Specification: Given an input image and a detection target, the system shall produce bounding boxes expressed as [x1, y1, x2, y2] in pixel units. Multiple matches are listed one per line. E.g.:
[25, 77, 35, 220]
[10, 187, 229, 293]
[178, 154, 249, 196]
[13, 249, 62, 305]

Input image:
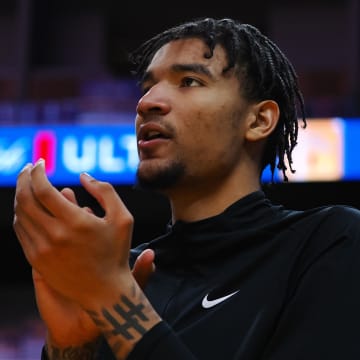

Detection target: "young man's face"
[135, 37, 252, 193]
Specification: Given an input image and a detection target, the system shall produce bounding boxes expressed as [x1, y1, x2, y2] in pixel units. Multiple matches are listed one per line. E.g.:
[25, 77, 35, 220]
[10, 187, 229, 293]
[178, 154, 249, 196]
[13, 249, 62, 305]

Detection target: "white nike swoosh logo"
[201, 290, 239, 309]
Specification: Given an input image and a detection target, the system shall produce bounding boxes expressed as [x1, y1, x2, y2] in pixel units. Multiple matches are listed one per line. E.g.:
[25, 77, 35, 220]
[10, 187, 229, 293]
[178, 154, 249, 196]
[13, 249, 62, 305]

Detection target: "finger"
[13, 206, 62, 268]
[30, 159, 89, 220]
[60, 187, 78, 204]
[15, 171, 57, 231]
[132, 249, 155, 289]
[16, 162, 46, 207]
[79, 172, 132, 222]
[15, 162, 34, 207]
[61, 188, 94, 214]
[17, 162, 33, 178]
[14, 203, 55, 246]
[14, 162, 56, 247]
[13, 217, 37, 265]
[83, 206, 94, 214]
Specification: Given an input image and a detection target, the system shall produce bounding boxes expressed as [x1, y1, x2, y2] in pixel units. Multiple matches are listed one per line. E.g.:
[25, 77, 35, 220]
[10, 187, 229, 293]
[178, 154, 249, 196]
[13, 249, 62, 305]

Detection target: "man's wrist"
[84, 282, 161, 360]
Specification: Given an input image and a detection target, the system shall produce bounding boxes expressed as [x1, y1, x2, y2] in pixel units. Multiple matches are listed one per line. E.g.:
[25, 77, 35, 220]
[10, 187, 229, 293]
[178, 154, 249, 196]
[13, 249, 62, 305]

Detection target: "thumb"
[132, 249, 156, 290]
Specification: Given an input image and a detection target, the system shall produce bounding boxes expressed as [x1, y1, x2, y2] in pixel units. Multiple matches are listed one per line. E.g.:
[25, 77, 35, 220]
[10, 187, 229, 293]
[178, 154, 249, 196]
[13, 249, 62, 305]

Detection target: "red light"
[33, 131, 56, 175]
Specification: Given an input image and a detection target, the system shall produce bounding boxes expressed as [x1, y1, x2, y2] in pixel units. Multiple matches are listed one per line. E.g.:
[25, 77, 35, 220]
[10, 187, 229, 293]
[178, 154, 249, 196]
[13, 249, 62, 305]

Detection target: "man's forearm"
[41, 289, 158, 360]
[85, 283, 161, 360]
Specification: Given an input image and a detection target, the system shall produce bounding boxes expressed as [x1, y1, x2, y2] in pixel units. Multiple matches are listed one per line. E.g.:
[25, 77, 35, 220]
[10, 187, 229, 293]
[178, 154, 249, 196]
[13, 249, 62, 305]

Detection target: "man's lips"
[137, 123, 172, 148]
[138, 137, 169, 151]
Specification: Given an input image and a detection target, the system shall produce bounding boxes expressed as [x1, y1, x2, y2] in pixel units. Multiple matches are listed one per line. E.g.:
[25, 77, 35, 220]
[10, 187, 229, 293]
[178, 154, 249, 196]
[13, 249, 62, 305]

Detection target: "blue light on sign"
[1, 118, 360, 187]
[0, 124, 138, 186]
[344, 118, 360, 181]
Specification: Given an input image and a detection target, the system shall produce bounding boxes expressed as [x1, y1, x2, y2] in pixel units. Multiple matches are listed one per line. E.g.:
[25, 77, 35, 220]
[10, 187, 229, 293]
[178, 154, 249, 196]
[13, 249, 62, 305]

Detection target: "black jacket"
[49, 191, 360, 359]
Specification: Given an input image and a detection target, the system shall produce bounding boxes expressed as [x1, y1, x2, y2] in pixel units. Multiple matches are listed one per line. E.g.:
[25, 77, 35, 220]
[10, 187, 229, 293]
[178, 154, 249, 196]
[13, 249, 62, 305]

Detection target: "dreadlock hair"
[129, 17, 307, 182]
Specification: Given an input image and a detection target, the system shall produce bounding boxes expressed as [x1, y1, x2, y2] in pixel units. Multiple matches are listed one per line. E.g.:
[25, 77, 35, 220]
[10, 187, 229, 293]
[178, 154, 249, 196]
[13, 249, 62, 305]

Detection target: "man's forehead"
[148, 38, 227, 71]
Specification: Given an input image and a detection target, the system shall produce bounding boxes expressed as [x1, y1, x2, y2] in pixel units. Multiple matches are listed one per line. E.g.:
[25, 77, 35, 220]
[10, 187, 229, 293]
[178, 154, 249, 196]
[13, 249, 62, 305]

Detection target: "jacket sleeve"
[262, 207, 360, 360]
[41, 322, 198, 360]
[127, 321, 198, 360]
[95, 321, 198, 359]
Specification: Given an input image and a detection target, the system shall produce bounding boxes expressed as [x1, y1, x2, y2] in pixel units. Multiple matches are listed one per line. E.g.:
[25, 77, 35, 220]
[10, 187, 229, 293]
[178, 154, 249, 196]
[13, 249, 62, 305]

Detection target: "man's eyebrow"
[139, 71, 154, 87]
[139, 63, 215, 87]
[171, 63, 214, 79]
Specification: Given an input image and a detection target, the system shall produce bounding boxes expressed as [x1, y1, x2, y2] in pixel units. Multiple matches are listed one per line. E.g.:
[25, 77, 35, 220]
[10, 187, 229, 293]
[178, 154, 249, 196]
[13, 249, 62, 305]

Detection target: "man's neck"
[167, 180, 261, 223]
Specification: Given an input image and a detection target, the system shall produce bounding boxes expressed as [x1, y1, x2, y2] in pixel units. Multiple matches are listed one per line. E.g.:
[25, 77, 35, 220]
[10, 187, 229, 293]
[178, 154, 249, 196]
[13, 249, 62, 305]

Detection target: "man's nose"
[136, 86, 171, 117]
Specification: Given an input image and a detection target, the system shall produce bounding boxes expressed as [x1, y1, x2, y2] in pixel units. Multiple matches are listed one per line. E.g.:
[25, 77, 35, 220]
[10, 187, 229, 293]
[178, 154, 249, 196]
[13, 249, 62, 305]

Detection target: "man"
[13, 17, 360, 360]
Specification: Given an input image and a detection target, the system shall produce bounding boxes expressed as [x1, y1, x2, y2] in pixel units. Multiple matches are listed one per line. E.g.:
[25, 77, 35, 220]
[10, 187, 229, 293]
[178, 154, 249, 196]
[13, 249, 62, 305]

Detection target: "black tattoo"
[102, 295, 148, 339]
[46, 339, 100, 360]
[84, 288, 154, 359]
[87, 309, 107, 328]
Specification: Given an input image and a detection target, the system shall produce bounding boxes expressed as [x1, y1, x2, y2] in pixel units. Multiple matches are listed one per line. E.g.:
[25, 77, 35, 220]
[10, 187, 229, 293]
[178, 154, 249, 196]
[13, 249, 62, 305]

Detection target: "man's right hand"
[31, 186, 156, 355]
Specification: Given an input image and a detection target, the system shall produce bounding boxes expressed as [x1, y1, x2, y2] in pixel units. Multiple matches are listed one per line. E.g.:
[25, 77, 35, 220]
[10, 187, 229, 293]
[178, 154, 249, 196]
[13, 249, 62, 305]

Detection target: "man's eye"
[181, 77, 202, 87]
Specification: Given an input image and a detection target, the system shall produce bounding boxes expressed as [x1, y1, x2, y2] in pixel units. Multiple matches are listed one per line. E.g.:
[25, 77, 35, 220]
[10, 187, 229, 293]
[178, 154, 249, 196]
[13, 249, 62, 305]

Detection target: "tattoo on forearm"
[89, 295, 149, 339]
[46, 339, 100, 360]
[104, 295, 148, 338]
[86, 286, 155, 359]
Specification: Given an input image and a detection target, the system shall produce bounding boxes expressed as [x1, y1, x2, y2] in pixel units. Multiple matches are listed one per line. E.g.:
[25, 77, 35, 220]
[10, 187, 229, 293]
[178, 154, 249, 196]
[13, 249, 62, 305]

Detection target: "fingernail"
[20, 163, 32, 173]
[81, 172, 94, 179]
[35, 158, 45, 167]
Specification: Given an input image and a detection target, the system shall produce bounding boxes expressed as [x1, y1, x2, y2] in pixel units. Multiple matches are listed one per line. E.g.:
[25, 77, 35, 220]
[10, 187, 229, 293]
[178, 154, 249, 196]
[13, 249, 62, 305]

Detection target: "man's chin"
[134, 164, 185, 191]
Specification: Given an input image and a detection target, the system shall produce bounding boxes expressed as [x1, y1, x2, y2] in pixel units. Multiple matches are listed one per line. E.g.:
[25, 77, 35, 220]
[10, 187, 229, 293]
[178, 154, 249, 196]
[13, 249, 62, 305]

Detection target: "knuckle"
[98, 180, 114, 193]
[73, 219, 90, 235]
[28, 245, 52, 269]
[36, 243, 52, 258]
[15, 187, 28, 204]
[111, 209, 133, 229]
[50, 226, 67, 244]
[33, 183, 51, 201]
[123, 212, 134, 225]
[117, 212, 134, 231]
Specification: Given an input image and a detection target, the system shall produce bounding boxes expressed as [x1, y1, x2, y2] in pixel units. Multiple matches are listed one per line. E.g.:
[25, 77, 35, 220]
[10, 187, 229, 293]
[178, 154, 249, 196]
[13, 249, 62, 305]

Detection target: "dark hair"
[130, 17, 306, 181]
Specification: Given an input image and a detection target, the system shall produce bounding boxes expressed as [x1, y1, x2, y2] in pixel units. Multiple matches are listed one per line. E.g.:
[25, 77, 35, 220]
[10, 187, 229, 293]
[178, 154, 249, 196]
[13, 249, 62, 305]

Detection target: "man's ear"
[245, 100, 280, 142]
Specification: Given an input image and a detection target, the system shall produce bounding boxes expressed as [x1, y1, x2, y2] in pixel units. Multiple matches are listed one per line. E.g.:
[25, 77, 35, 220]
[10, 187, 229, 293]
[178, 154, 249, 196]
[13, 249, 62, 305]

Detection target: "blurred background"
[1, 0, 360, 358]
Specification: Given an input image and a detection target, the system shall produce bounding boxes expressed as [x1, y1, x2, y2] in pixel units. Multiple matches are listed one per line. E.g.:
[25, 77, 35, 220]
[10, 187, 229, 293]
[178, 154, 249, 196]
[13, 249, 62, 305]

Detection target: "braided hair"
[130, 17, 307, 182]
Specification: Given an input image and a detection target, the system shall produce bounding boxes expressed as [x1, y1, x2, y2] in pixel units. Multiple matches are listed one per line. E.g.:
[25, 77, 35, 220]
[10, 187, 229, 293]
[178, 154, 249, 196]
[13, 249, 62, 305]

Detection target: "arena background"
[0, 0, 359, 358]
